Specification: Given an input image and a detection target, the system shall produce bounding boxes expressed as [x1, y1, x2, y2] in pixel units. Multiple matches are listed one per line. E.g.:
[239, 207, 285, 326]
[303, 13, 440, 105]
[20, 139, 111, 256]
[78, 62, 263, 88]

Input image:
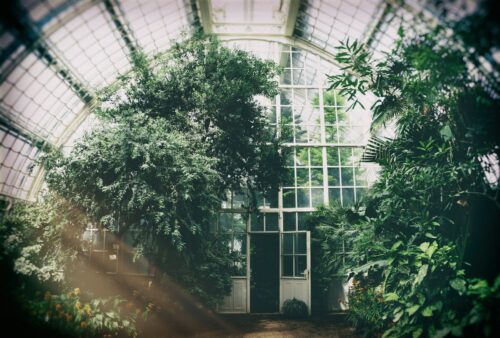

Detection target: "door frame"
[279, 230, 311, 315]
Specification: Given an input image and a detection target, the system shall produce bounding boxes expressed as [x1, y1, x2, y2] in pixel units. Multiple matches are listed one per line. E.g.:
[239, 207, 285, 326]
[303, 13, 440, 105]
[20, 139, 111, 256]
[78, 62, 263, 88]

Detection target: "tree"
[42, 34, 286, 307]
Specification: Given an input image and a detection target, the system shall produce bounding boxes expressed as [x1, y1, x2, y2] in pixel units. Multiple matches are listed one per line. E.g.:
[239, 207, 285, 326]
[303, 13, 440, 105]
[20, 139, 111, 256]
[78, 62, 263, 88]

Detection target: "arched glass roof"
[0, 0, 476, 201]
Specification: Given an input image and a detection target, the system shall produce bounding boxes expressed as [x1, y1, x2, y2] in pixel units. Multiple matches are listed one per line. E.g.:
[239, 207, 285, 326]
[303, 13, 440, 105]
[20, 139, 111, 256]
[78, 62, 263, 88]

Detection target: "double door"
[219, 230, 310, 314]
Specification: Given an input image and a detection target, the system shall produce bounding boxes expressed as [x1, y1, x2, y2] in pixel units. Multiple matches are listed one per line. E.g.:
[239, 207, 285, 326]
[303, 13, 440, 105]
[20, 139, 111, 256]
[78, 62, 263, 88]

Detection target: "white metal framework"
[213, 41, 377, 313]
[0, 0, 459, 202]
[0, 0, 480, 314]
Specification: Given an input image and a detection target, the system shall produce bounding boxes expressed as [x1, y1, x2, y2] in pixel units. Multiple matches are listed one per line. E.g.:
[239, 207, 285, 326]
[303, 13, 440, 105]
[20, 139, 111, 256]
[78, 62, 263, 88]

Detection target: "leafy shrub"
[40, 34, 285, 308]
[28, 287, 140, 337]
[312, 3, 500, 337]
[0, 194, 88, 283]
[282, 298, 308, 318]
[347, 278, 388, 337]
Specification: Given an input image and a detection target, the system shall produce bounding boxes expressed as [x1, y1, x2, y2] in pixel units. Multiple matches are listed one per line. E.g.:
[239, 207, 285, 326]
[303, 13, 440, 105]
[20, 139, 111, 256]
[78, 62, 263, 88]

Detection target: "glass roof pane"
[47, 3, 131, 88]
[120, 0, 196, 56]
[21, 0, 81, 32]
[0, 27, 26, 76]
[210, 0, 290, 35]
[295, 0, 384, 54]
[0, 52, 85, 142]
[370, 5, 430, 61]
[0, 127, 40, 200]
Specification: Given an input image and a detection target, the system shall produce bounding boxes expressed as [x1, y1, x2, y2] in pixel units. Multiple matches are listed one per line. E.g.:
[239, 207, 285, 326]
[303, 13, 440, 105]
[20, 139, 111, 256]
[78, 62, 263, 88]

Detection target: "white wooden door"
[279, 231, 311, 315]
[219, 277, 248, 313]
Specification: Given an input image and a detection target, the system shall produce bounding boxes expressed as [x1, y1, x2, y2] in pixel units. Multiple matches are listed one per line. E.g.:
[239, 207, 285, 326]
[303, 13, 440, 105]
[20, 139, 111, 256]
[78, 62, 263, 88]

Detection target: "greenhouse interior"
[0, 0, 499, 337]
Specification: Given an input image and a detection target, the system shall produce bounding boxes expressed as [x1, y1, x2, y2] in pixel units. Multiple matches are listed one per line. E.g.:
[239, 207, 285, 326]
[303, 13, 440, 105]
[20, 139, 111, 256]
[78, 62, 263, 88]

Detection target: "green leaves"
[419, 241, 438, 259]
[37, 35, 287, 308]
[450, 278, 467, 295]
[321, 5, 500, 337]
[413, 264, 429, 289]
[328, 39, 372, 111]
[384, 292, 399, 301]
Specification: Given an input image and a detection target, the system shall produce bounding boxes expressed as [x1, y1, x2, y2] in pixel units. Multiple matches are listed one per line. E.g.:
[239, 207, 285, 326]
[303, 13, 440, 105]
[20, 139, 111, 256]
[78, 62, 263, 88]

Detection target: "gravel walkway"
[183, 313, 359, 338]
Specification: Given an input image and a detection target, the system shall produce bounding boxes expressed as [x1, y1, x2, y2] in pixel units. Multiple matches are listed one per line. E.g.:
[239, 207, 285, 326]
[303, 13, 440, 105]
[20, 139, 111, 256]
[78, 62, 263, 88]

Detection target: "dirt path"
[184, 314, 359, 338]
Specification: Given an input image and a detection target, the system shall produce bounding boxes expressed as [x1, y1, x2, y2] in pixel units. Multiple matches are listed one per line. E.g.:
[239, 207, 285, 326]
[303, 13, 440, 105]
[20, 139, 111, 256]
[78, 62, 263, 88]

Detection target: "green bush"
[28, 288, 140, 337]
[282, 298, 308, 318]
[315, 2, 500, 336]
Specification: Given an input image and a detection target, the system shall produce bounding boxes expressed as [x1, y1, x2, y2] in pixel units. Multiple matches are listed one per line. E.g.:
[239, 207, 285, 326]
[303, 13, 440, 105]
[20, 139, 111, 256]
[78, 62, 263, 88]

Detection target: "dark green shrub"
[282, 298, 308, 318]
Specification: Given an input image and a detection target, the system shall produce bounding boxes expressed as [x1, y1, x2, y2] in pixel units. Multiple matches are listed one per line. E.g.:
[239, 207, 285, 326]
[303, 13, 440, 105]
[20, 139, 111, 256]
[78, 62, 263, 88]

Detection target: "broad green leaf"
[391, 240, 403, 250]
[422, 306, 434, 317]
[413, 327, 424, 338]
[419, 242, 430, 253]
[414, 264, 429, 287]
[407, 304, 420, 316]
[393, 309, 404, 322]
[450, 278, 466, 295]
[439, 125, 453, 141]
[384, 292, 399, 301]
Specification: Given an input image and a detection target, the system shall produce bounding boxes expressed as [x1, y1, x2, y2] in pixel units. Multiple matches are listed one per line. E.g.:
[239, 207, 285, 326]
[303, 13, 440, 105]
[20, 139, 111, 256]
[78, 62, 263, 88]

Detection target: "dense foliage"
[97, 33, 284, 193]
[0, 194, 86, 283]
[0, 195, 141, 337]
[1, 34, 285, 337]
[41, 34, 284, 307]
[28, 288, 140, 337]
[310, 7, 500, 338]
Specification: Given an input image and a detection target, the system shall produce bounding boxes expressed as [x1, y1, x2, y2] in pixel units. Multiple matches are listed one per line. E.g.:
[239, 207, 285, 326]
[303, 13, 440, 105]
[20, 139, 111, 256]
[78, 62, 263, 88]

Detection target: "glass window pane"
[283, 233, 294, 254]
[295, 256, 307, 277]
[329, 188, 341, 204]
[294, 88, 306, 104]
[286, 149, 295, 166]
[308, 89, 319, 105]
[327, 148, 339, 165]
[356, 187, 366, 201]
[297, 213, 309, 230]
[281, 89, 292, 105]
[267, 106, 277, 124]
[251, 213, 264, 231]
[340, 148, 353, 165]
[284, 168, 295, 187]
[233, 233, 247, 276]
[281, 106, 293, 124]
[337, 107, 348, 123]
[219, 213, 232, 231]
[266, 213, 279, 231]
[325, 125, 337, 143]
[342, 188, 355, 206]
[265, 189, 279, 208]
[283, 188, 296, 208]
[233, 193, 247, 208]
[341, 168, 354, 186]
[283, 256, 294, 276]
[282, 68, 292, 84]
[310, 168, 323, 186]
[309, 148, 323, 166]
[295, 125, 307, 143]
[328, 168, 340, 186]
[296, 233, 307, 254]
[284, 212, 296, 231]
[355, 167, 368, 186]
[325, 104, 336, 118]
[296, 168, 309, 186]
[233, 213, 247, 232]
[295, 148, 309, 166]
[308, 125, 321, 143]
[311, 188, 324, 207]
[297, 188, 310, 208]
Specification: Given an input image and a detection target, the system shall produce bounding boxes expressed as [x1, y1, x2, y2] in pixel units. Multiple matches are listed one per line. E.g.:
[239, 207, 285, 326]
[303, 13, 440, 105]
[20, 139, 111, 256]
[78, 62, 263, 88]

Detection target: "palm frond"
[361, 135, 394, 164]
